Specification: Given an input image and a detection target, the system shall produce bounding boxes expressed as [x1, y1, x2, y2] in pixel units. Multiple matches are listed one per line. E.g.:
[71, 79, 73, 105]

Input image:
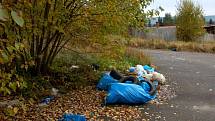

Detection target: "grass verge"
[129, 38, 215, 53]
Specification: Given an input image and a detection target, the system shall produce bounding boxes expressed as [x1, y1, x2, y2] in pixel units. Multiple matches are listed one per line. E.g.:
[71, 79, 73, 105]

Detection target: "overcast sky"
[148, 0, 215, 17]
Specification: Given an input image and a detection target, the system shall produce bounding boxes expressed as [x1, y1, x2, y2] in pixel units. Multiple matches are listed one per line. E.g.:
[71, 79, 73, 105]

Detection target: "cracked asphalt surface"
[144, 49, 215, 121]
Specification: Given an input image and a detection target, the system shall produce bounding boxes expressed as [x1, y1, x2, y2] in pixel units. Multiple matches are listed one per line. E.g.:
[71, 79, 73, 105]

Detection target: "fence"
[130, 26, 215, 41]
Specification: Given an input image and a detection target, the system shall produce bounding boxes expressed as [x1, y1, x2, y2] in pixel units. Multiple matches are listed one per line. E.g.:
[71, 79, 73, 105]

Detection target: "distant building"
[147, 15, 215, 27]
[148, 17, 161, 27]
[204, 15, 215, 23]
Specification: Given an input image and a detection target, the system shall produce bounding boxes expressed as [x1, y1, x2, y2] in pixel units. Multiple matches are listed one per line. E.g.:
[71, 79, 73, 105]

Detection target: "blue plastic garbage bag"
[139, 82, 151, 92]
[96, 73, 119, 90]
[143, 65, 155, 73]
[140, 81, 158, 93]
[124, 81, 133, 84]
[105, 83, 156, 104]
[137, 76, 145, 82]
[58, 114, 86, 121]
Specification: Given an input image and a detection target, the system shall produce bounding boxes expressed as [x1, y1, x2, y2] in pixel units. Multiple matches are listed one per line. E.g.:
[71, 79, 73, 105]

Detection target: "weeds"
[129, 38, 215, 53]
[49, 35, 151, 90]
[125, 47, 151, 66]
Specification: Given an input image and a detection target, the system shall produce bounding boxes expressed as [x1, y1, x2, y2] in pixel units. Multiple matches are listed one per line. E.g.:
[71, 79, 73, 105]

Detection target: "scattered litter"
[145, 112, 149, 115]
[171, 48, 177, 51]
[196, 72, 200, 74]
[193, 105, 198, 109]
[90, 63, 100, 71]
[170, 105, 174, 108]
[176, 58, 185, 61]
[196, 83, 200, 86]
[58, 114, 86, 121]
[169, 67, 174, 70]
[173, 112, 177, 115]
[39, 96, 54, 107]
[70, 65, 79, 69]
[51, 88, 59, 96]
[209, 89, 213, 92]
[155, 115, 161, 119]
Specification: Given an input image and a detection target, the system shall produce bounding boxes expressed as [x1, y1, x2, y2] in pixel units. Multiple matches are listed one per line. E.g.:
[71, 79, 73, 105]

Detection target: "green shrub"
[0, 43, 28, 95]
[0, 0, 155, 96]
[176, 0, 205, 41]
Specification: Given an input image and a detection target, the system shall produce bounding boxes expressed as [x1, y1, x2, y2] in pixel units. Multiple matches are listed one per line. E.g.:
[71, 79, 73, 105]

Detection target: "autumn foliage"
[0, 0, 154, 95]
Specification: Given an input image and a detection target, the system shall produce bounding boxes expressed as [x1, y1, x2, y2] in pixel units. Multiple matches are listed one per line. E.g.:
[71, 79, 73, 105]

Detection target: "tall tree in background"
[209, 19, 214, 25]
[158, 17, 163, 26]
[176, 0, 205, 41]
[163, 13, 174, 26]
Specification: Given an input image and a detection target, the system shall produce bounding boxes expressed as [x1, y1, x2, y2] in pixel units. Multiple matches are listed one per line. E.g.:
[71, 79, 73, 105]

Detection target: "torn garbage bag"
[105, 81, 158, 104]
[96, 73, 118, 90]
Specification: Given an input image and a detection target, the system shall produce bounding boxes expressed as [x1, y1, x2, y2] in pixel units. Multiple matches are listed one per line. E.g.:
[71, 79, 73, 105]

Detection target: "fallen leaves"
[0, 86, 141, 120]
[156, 84, 176, 105]
[0, 84, 175, 120]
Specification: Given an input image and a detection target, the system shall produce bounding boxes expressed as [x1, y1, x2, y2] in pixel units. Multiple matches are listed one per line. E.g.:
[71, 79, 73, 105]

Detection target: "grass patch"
[125, 47, 151, 66]
[129, 38, 215, 53]
[50, 47, 151, 87]
[50, 35, 151, 89]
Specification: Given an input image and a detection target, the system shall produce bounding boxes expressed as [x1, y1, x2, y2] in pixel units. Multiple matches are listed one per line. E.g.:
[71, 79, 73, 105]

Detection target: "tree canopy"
[0, 0, 156, 95]
[176, 0, 205, 41]
[163, 13, 174, 26]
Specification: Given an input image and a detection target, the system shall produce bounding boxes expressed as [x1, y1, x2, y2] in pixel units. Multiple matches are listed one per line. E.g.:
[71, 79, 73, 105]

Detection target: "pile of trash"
[97, 65, 166, 104]
[37, 65, 166, 120]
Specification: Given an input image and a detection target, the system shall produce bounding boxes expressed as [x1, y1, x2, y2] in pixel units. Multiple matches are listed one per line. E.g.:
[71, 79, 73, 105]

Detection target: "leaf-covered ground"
[0, 85, 175, 121]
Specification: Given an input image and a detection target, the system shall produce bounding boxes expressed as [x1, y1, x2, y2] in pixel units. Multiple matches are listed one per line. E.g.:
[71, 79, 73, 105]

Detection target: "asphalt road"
[143, 49, 215, 121]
